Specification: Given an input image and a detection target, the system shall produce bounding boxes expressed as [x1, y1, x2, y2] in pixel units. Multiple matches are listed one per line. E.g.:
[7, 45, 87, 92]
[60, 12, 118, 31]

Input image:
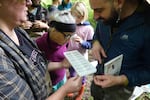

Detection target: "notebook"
[64, 50, 97, 76]
[104, 54, 123, 75]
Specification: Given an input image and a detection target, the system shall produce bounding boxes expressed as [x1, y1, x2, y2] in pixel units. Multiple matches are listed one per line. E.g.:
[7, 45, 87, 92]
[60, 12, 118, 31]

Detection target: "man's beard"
[100, 8, 119, 26]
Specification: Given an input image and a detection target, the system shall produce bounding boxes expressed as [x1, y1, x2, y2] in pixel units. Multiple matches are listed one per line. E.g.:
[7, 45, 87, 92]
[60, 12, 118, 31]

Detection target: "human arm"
[73, 25, 94, 49]
[32, 20, 49, 29]
[123, 31, 150, 86]
[72, 35, 92, 49]
[46, 76, 82, 100]
[93, 24, 150, 87]
[91, 40, 107, 64]
[21, 20, 33, 29]
[80, 25, 94, 49]
[47, 58, 71, 71]
[90, 21, 107, 64]
[92, 32, 150, 87]
[93, 74, 128, 88]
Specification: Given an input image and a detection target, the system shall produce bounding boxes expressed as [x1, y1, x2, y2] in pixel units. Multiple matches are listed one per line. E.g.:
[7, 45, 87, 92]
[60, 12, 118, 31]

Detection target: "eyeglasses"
[60, 32, 72, 40]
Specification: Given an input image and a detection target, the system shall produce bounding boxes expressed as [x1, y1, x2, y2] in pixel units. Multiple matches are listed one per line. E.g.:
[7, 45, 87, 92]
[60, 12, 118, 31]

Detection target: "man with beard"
[89, 0, 150, 100]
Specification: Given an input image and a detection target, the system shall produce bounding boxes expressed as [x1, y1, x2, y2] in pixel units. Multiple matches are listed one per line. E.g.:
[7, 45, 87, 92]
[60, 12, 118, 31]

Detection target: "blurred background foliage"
[41, 0, 96, 28]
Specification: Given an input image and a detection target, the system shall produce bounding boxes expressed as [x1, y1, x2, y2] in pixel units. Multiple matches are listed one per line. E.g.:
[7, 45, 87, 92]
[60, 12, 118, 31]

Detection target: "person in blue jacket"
[89, 0, 150, 100]
[58, 0, 72, 10]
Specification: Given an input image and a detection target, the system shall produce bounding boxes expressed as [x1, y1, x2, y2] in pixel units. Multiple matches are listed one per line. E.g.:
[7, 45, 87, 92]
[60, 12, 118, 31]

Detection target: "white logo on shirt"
[121, 34, 128, 40]
[30, 50, 38, 63]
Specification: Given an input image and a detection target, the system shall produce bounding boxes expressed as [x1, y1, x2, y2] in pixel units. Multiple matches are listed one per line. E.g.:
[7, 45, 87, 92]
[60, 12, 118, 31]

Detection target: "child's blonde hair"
[71, 2, 88, 22]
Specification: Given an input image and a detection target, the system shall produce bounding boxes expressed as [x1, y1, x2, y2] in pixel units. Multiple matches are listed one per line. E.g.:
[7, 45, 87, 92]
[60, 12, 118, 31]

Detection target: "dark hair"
[49, 21, 76, 32]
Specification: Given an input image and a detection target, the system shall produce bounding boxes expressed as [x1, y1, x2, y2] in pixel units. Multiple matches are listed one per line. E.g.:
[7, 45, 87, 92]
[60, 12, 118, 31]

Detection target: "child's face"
[71, 10, 84, 24]
[49, 28, 73, 45]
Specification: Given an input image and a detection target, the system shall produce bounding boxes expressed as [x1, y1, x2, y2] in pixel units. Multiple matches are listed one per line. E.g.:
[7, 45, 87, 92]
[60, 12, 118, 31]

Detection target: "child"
[58, 0, 72, 10]
[48, 0, 62, 12]
[67, 2, 94, 100]
[36, 10, 76, 92]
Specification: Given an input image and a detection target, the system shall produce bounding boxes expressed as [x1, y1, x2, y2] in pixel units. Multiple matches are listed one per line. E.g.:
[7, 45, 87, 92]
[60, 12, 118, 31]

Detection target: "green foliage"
[41, 0, 52, 9]
[41, 0, 96, 28]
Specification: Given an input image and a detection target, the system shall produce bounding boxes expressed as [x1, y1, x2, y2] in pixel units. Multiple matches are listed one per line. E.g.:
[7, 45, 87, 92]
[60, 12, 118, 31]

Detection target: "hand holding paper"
[104, 54, 123, 75]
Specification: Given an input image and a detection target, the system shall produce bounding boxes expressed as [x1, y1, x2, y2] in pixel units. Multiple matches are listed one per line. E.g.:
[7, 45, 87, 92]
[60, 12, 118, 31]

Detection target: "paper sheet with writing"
[64, 50, 97, 76]
[104, 54, 123, 75]
[129, 85, 150, 100]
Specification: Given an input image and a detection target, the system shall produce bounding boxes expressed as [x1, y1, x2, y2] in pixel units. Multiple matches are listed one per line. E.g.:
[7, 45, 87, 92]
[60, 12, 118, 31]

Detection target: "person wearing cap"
[36, 10, 76, 93]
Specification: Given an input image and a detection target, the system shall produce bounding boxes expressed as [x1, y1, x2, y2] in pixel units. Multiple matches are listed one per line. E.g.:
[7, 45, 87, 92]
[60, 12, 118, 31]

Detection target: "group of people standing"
[0, 0, 150, 100]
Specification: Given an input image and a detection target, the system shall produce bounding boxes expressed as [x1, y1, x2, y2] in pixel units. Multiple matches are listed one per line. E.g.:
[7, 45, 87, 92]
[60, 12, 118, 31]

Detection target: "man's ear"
[118, 0, 125, 8]
[113, 0, 125, 9]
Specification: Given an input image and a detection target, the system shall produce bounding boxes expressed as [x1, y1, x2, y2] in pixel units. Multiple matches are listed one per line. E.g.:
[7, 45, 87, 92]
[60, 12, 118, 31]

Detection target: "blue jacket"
[58, 0, 72, 10]
[94, 11, 150, 86]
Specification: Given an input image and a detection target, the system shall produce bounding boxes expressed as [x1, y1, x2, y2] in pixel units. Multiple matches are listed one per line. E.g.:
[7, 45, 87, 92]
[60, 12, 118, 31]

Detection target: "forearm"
[46, 85, 67, 100]
[47, 62, 62, 71]
[117, 75, 129, 86]
[92, 39, 100, 45]
[47, 59, 70, 71]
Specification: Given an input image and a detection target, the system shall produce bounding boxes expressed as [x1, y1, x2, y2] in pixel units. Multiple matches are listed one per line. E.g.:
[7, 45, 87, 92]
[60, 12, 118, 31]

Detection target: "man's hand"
[91, 40, 107, 63]
[93, 74, 128, 88]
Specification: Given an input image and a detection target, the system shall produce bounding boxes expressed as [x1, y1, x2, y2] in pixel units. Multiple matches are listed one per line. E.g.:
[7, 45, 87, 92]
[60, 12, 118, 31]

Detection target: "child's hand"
[63, 76, 82, 93]
[72, 34, 83, 44]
